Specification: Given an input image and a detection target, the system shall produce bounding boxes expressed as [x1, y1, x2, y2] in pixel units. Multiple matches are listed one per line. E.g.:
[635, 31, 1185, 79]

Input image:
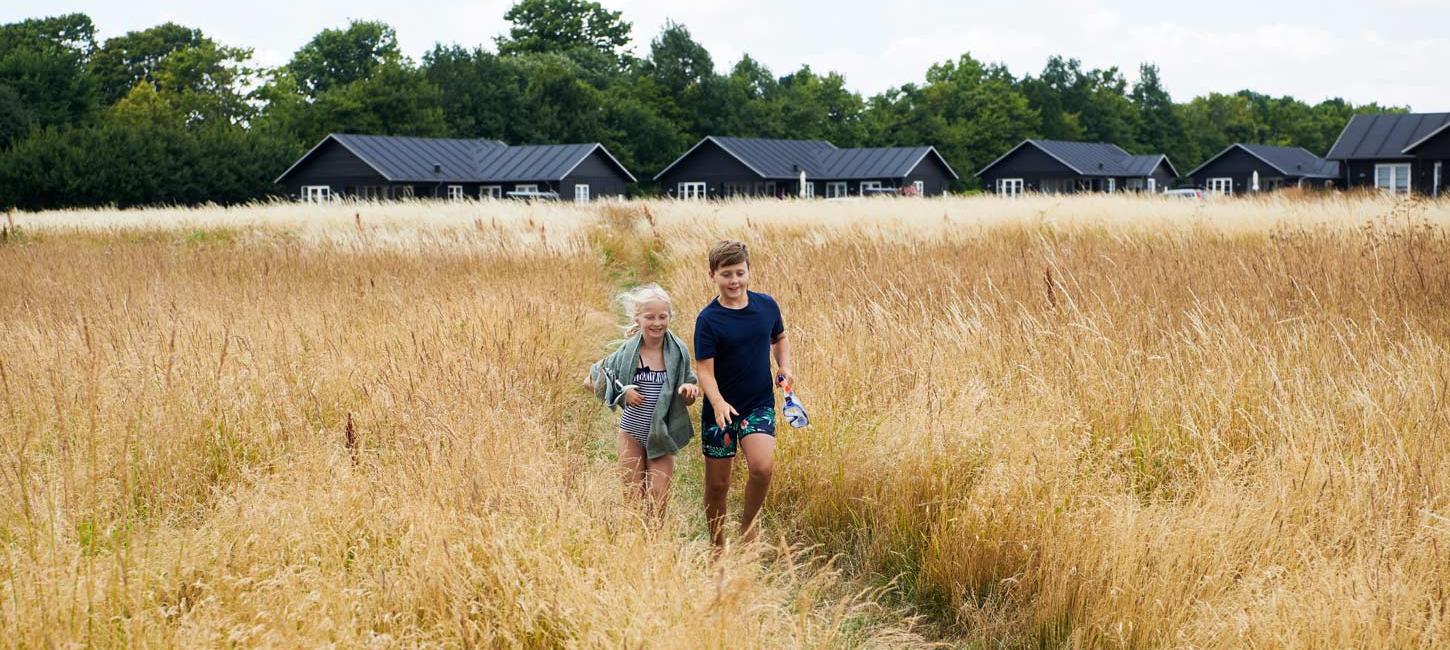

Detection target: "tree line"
[0, 1, 1405, 209]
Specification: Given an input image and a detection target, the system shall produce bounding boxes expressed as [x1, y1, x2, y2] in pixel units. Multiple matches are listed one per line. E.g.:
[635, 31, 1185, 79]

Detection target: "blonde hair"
[616, 283, 673, 337]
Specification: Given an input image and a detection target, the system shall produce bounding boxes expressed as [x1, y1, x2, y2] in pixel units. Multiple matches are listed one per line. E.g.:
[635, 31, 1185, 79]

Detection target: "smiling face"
[710, 261, 749, 302]
[634, 299, 671, 342]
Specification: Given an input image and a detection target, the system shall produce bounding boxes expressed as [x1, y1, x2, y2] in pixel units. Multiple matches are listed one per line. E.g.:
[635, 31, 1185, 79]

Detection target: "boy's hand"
[711, 398, 738, 429]
[583, 376, 594, 391]
[776, 367, 796, 390]
[677, 383, 701, 405]
[624, 387, 645, 407]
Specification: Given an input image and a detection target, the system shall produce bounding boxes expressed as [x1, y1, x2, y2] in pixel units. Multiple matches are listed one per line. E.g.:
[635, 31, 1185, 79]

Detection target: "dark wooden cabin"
[1326, 112, 1450, 196]
[275, 134, 636, 202]
[653, 136, 959, 199]
[1186, 143, 1340, 195]
[976, 139, 1177, 195]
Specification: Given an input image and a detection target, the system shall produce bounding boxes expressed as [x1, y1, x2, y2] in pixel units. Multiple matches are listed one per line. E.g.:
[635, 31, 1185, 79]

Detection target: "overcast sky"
[8, 0, 1448, 109]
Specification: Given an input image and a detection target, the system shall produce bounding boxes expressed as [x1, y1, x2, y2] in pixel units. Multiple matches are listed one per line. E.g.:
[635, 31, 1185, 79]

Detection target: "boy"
[694, 240, 795, 549]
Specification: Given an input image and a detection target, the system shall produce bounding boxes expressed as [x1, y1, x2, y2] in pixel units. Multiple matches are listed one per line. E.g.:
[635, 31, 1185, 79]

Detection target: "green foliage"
[0, 6, 1411, 208]
[497, 0, 633, 68]
[286, 20, 400, 98]
[89, 22, 209, 105]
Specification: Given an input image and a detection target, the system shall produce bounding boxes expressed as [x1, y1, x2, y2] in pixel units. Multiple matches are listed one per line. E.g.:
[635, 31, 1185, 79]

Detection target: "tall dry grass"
[2, 193, 1448, 647]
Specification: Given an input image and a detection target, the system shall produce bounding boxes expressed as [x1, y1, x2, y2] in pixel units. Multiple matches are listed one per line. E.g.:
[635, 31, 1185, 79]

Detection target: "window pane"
[1376, 166, 1392, 189]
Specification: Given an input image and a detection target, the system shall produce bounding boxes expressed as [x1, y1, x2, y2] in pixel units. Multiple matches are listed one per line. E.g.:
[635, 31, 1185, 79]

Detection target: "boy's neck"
[717, 291, 749, 309]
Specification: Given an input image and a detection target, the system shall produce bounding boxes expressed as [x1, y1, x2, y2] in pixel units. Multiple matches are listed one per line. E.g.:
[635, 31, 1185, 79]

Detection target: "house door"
[678, 182, 706, 200]
[302, 185, 331, 203]
[574, 184, 590, 203]
[996, 178, 1023, 197]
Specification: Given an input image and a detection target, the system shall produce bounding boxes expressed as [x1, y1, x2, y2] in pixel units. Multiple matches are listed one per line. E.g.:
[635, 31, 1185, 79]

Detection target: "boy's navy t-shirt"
[695, 291, 784, 426]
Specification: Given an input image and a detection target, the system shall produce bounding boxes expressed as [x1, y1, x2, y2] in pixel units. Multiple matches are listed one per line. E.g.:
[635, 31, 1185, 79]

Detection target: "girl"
[585, 284, 701, 514]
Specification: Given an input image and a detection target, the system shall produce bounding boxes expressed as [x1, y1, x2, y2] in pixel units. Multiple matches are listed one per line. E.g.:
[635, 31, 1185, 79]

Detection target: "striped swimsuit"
[620, 366, 667, 447]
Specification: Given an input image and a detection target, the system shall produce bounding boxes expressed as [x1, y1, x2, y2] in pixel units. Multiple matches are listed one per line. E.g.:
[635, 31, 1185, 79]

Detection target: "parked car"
[1163, 188, 1206, 201]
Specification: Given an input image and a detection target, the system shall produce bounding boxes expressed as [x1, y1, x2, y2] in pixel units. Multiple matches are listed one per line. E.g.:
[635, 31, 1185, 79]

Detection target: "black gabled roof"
[707, 137, 837, 177]
[818, 146, 959, 179]
[1326, 112, 1450, 160]
[476, 143, 636, 183]
[976, 139, 1177, 178]
[275, 134, 634, 184]
[1186, 143, 1339, 179]
[653, 136, 959, 181]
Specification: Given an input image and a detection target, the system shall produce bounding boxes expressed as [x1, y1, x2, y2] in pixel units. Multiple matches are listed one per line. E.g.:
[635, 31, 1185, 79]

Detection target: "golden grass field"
[1, 194, 1448, 647]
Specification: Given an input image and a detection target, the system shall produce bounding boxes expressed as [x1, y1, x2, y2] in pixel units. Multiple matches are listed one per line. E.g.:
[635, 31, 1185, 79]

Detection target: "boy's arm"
[772, 331, 794, 386]
[696, 358, 737, 427]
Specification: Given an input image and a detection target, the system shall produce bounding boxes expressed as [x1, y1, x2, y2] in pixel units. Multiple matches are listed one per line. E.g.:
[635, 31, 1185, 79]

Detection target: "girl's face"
[636, 300, 671, 341]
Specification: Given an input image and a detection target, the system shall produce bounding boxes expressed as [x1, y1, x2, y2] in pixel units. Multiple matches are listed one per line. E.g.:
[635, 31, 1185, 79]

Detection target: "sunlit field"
[2, 193, 1448, 647]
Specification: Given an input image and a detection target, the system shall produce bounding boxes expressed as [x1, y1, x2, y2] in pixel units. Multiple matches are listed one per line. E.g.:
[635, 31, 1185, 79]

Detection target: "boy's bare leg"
[738, 434, 776, 545]
[644, 453, 675, 518]
[704, 457, 734, 549]
[617, 429, 647, 499]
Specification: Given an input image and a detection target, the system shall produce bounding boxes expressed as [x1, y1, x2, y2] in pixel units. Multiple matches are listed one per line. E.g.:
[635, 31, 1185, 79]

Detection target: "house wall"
[656, 140, 764, 198]
[978, 144, 1081, 193]
[1409, 129, 1450, 197]
[560, 149, 630, 200]
[1148, 160, 1178, 191]
[1190, 147, 1298, 193]
[902, 153, 956, 196]
[279, 139, 389, 198]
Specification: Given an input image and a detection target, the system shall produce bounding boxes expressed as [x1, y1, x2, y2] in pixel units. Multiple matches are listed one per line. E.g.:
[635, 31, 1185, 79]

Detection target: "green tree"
[422, 44, 531, 141]
[0, 14, 98, 131]
[1131, 63, 1185, 167]
[89, 23, 207, 105]
[497, 0, 633, 68]
[286, 21, 400, 98]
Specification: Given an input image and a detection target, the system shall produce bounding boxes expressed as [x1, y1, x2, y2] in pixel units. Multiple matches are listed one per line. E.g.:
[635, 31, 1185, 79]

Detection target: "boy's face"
[710, 261, 749, 300]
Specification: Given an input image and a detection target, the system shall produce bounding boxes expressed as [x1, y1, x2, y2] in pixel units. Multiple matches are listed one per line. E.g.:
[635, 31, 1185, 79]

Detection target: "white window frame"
[1433, 162, 1441, 198]
[301, 185, 331, 203]
[1147, 178, 1156, 192]
[825, 181, 847, 198]
[912, 180, 925, 195]
[447, 185, 464, 200]
[677, 181, 706, 200]
[515, 184, 539, 194]
[996, 178, 1024, 197]
[802, 182, 814, 198]
[481, 185, 502, 199]
[1106, 178, 1116, 193]
[574, 184, 590, 203]
[1208, 177, 1233, 196]
[860, 181, 883, 195]
[1375, 164, 1411, 195]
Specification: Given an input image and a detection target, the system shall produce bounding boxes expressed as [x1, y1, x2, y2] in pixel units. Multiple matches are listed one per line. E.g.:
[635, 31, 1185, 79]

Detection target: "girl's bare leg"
[617, 429, 647, 499]
[644, 453, 675, 518]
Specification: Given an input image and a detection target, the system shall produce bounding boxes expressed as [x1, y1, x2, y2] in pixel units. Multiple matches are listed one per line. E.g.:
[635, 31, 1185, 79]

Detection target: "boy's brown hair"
[708, 240, 749, 272]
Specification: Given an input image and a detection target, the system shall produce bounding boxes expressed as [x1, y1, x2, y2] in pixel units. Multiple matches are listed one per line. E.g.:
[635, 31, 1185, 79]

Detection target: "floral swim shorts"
[701, 406, 776, 459]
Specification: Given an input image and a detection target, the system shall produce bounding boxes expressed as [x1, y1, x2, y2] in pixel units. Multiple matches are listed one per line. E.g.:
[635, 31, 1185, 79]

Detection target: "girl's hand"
[624, 387, 645, 407]
[677, 383, 701, 405]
